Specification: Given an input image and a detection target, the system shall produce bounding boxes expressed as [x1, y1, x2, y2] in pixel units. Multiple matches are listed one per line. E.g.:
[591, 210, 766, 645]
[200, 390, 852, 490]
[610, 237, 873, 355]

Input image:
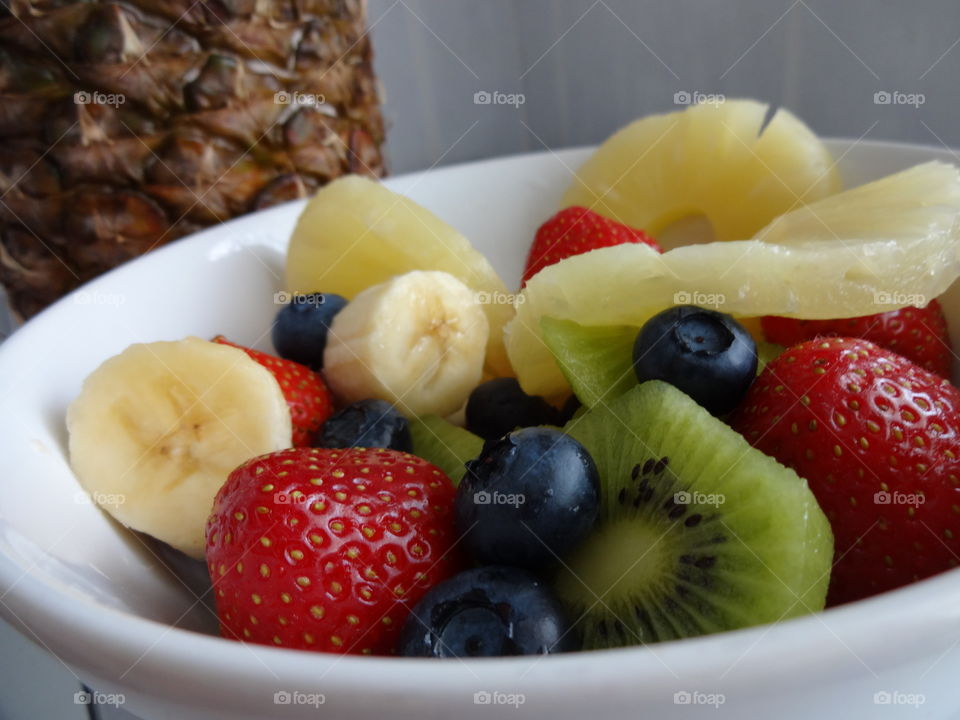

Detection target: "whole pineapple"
[0, 0, 385, 319]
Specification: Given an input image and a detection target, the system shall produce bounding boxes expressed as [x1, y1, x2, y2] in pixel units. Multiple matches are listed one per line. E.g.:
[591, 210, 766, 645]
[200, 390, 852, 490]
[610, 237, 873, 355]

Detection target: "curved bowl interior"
[2, 139, 960, 719]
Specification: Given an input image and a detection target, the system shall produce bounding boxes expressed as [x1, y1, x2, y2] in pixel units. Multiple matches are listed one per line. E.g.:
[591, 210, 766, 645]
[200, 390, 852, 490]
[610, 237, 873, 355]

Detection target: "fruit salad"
[66, 99, 960, 658]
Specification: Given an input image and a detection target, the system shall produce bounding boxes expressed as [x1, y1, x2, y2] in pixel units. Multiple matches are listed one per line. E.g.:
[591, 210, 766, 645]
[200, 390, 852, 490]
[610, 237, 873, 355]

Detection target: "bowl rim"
[2, 135, 960, 701]
[4, 534, 960, 693]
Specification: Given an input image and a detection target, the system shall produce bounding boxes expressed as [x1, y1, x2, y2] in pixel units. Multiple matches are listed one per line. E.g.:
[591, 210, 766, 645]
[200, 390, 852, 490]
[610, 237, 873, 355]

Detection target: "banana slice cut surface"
[323, 270, 490, 418]
[67, 337, 292, 559]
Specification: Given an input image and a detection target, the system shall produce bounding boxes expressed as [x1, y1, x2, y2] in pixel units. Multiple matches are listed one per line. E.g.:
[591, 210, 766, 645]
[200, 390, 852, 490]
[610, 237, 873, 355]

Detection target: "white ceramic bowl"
[2, 140, 960, 720]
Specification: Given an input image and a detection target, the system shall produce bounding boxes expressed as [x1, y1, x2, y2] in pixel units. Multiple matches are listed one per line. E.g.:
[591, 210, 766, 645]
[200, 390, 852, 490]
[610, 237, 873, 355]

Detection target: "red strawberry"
[522, 206, 662, 286]
[214, 336, 333, 446]
[761, 301, 952, 377]
[206, 447, 462, 654]
[730, 337, 960, 605]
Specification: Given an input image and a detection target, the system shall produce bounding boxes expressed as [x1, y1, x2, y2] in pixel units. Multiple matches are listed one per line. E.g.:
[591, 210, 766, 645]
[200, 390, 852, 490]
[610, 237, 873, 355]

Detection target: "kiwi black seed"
[554, 380, 833, 650]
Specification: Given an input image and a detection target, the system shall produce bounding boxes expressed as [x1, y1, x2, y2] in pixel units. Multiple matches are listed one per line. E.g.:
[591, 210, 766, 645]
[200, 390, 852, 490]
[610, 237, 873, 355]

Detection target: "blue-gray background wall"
[369, 0, 960, 173]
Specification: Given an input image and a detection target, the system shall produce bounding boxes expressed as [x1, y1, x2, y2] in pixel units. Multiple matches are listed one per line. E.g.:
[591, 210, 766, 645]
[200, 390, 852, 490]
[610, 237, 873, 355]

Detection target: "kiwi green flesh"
[542, 318, 782, 411]
[756, 341, 785, 374]
[541, 317, 638, 407]
[557, 381, 833, 650]
[409, 415, 483, 486]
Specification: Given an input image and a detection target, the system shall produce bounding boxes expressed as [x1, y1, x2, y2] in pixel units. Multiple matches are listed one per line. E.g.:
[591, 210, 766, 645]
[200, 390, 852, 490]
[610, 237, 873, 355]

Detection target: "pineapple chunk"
[510, 161, 960, 398]
[286, 176, 513, 376]
[561, 99, 841, 242]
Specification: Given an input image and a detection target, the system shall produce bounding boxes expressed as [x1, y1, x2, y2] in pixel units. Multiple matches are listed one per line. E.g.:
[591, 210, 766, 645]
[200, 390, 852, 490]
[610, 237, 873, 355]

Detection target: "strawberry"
[206, 447, 462, 654]
[213, 336, 333, 446]
[761, 301, 952, 377]
[522, 206, 661, 286]
[730, 337, 960, 605]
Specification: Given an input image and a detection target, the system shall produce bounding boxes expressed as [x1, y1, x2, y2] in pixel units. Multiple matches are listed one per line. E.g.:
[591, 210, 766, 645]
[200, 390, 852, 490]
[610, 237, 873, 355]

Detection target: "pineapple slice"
[561, 100, 841, 243]
[509, 161, 960, 398]
[286, 176, 513, 376]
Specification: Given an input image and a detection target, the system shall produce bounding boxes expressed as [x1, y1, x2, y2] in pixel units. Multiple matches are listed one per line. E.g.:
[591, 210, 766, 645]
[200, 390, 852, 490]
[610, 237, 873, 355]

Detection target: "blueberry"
[272, 292, 348, 369]
[632, 305, 757, 416]
[455, 427, 600, 569]
[465, 378, 561, 440]
[398, 566, 576, 657]
[314, 399, 412, 452]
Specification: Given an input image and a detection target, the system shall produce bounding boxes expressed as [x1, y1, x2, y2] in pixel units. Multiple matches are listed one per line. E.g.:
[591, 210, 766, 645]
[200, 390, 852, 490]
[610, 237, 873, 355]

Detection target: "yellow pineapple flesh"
[561, 99, 841, 243]
[510, 161, 960, 398]
[286, 176, 513, 377]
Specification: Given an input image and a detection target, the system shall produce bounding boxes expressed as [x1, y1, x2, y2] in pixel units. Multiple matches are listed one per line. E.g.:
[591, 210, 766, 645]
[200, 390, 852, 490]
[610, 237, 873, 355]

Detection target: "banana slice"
[323, 270, 489, 418]
[67, 337, 292, 559]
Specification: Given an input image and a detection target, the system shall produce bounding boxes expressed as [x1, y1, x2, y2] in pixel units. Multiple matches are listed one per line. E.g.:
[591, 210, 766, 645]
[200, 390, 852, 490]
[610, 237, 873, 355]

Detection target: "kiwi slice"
[756, 340, 785, 374]
[409, 415, 483, 485]
[543, 317, 782, 411]
[556, 380, 832, 650]
[541, 317, 638, 407]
